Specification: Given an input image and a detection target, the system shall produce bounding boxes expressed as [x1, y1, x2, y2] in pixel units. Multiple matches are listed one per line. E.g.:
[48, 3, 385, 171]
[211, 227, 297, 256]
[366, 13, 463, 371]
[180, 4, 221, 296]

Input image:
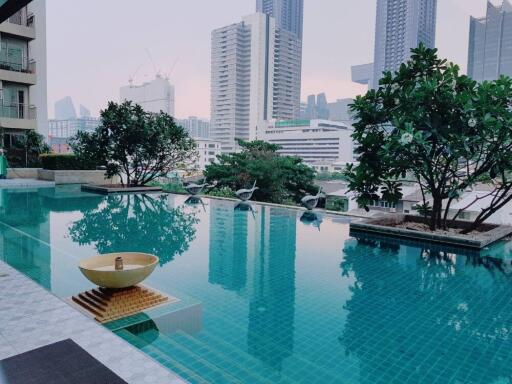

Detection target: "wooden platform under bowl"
[68, 285, 179, 324]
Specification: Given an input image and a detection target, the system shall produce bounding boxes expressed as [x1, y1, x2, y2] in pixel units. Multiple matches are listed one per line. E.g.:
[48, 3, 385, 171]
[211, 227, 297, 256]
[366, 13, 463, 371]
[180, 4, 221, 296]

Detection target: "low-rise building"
[195, 138, 221, 171]
[261, 119, 355, 165]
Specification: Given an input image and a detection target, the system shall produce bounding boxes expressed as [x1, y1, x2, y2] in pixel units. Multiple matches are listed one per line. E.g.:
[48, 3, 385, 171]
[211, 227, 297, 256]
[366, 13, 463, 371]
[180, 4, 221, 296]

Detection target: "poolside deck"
[0, 260, 186, 384]
[0, 178, 55, 189]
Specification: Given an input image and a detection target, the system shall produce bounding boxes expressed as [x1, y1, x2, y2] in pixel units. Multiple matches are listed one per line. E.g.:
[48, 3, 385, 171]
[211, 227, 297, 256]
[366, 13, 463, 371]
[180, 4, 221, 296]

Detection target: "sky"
[46, 0, 489, 119]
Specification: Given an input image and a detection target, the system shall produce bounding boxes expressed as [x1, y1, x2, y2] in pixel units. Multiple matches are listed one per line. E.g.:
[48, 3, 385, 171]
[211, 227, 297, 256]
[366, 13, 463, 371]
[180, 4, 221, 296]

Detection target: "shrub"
[207, 186, 237, 199]
[40, 154, 96, 170]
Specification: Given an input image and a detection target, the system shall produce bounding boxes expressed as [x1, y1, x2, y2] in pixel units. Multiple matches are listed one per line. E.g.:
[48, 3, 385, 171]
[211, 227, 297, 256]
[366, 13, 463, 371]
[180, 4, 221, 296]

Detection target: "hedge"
[40, 154, 97, 170]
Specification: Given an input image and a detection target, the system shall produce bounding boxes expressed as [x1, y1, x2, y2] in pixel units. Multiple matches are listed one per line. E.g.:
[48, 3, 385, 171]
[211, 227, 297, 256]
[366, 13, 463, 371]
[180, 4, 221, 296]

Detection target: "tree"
[70, 101, 197, 187]
[69, 194, 198, 266]
[345, 44, 512, 232]
[204, 140, 317, 204]
[14, 130, 50, 167]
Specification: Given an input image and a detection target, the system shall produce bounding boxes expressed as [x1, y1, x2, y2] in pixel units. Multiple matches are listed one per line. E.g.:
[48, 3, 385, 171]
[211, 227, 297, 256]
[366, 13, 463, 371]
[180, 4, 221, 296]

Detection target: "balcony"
[0, 9, 35, 40]
[0, 58, 36, 84]
[0, 102, 37, 129]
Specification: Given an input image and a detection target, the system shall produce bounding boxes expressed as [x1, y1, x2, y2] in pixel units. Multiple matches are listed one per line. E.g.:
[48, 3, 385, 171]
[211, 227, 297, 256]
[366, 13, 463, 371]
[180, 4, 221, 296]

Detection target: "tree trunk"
[430, 196, 443, 231]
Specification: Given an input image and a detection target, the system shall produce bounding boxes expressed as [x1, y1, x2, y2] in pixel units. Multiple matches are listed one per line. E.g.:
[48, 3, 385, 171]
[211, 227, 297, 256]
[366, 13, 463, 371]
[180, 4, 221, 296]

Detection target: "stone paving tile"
[0, 334, 17, 360]
[0, 261, 187, 384]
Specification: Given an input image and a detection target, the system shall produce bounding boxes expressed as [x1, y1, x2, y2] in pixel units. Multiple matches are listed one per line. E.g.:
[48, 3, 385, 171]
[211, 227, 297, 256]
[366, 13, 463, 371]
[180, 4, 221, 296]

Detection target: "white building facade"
[0, 0, 48, 149]
[372, 0, 437, 88]
[211, 9, 303, 153]
[120, 74, 175, 116]
[261, 119, 354, 165]
[195, 138, 221, 171]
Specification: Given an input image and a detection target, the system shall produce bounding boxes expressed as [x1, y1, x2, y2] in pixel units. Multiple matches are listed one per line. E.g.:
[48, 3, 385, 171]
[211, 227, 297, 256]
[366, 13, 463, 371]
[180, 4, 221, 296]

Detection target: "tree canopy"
[345, 44, 512, 232]
[70, 101, 197, 186]
[204, 140, 317, 204]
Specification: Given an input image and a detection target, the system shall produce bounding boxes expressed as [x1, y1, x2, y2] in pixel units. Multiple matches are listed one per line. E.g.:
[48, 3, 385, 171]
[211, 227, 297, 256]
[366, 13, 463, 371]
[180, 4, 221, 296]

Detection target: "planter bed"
[38, 169, 119, 185]
[350, 214, 512, 249]
[81, 184, 163, 195]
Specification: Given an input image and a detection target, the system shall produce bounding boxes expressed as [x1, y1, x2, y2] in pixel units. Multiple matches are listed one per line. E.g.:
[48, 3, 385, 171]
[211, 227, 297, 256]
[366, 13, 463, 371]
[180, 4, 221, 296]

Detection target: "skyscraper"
[371, 0, 437, 88]
[256, 0, 303, 39]
[210, 13, 274, 152]
[257, 0, 303, 121]
[468, 1, 512, 82]
[55, 96, 77, 120]
[120, 74, 175, 116]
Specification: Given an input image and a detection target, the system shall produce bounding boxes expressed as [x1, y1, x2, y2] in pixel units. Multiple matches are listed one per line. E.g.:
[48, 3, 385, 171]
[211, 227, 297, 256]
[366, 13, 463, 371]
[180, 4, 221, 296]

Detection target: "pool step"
[137, 329, 244, 384]
[115, 329, 209, 384]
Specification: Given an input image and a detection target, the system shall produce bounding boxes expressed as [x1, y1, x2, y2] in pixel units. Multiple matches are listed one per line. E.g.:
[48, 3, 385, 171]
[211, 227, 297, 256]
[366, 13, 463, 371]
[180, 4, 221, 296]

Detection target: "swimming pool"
[1, 186, 512, 384]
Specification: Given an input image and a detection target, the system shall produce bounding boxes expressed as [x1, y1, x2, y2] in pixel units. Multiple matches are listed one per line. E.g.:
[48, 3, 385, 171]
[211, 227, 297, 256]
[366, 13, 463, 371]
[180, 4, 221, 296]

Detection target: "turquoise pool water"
[1, 186, 512, 384]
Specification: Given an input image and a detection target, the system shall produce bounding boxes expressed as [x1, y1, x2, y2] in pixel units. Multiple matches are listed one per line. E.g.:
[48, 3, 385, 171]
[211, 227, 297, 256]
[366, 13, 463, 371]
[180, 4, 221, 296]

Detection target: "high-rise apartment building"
[210, 13, 275, 152]
[468, 1, 512, 82]
[211, 3, 303, 153]
[367, 0, 437, 88]
[120, 74, 175, 116]
[0, 0, 48, 149]
[256, 0, 303, 39]
[177, 116, 210, 138]
[257, 0, 303, 122]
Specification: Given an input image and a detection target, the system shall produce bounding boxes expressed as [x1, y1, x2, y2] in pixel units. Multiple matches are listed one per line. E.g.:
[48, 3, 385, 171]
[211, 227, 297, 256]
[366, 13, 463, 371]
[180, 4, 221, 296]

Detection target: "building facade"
[120, 74, 175, 116]
[177, 116, 210, 139]
[48, 117, 100, 153]
[468, 1, 512, 82]
[195, 138, 221, 171]
[371, 0, 437, 88]
[0, 0, 47, 152]
[261, 119, 354, 165]
[54, 96, 76, 119]
[257, 0, 303, 122]
[211, 3, 303, 153]
[210, 13, 274, 152]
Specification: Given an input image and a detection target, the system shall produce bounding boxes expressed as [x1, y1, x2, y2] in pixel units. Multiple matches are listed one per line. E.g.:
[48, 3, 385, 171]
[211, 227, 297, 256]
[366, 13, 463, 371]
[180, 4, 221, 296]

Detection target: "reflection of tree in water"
[340, 235, 512, 384]
[69, 194, 198, 265]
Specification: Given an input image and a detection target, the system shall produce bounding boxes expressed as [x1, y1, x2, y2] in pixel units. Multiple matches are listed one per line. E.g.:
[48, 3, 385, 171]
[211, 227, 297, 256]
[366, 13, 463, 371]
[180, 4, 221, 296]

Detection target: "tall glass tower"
[468, 1, 512, 82]
[372, 0, 437, 88]
[256, 0, 303, 39]
[256, 0, 303, 121]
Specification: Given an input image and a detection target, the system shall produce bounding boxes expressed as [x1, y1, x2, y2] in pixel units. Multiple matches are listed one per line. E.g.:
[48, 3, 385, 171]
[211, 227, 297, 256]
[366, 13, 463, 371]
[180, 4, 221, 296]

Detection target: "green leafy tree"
[345, 44, 512, 232]
[70, 101, 197, 187]
[14, 130, 50, 167]
[204, 140, 317, 204]
[69, 194, 198, 266]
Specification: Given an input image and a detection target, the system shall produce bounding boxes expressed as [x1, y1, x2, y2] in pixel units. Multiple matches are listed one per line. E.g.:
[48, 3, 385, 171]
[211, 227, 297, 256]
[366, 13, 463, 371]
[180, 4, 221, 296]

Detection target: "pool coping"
[0, 260, 187, 384]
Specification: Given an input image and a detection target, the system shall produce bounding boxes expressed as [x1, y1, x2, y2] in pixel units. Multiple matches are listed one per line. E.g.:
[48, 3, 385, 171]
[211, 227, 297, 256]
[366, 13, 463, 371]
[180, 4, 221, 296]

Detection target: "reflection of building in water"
[247, 206, 297, 370]
[0, 189, 51, 289]
[208, 200, 248, 292]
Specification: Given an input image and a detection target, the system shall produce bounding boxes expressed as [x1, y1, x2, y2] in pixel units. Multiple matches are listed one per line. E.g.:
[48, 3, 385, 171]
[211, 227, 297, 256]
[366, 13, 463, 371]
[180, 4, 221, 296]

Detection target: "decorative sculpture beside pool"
[78, 252, 159, 289]
[185, 181, 209, 196]
[236, 181, 259, 201]
[301, 187, 323, 211]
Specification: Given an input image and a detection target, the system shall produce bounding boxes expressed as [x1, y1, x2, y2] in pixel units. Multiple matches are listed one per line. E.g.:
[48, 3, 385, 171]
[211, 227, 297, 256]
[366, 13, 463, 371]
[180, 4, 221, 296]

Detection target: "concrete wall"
[37, 169, 119, 185]
[7, 168, 39, 178]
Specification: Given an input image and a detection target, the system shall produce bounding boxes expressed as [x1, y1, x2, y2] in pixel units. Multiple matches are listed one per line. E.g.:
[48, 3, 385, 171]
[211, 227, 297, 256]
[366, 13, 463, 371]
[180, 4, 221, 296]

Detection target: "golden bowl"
[79, 253, 159, 289]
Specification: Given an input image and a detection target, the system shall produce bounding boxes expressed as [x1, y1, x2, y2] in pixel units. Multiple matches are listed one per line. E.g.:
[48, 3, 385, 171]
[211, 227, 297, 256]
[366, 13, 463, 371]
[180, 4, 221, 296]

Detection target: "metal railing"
[0, 102, 36, 119]
[0, 58, 35, 74]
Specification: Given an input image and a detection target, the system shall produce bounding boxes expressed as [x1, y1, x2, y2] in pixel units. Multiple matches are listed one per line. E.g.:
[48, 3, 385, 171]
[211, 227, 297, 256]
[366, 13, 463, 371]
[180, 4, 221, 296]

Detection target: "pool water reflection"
[1, 186, 512, 383]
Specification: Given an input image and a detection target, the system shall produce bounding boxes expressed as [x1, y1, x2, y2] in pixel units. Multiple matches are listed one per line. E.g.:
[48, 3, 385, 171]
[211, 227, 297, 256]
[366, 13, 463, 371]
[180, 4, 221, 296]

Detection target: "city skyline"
[47, 0, 488, 119]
